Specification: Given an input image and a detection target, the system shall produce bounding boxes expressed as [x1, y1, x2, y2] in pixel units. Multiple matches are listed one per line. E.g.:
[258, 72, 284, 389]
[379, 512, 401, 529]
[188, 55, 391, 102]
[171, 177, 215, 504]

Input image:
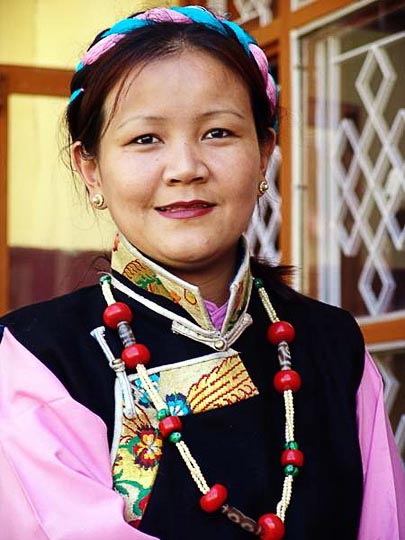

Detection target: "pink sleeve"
[357, 351, 405, 540]
[0, 328, 158, 540]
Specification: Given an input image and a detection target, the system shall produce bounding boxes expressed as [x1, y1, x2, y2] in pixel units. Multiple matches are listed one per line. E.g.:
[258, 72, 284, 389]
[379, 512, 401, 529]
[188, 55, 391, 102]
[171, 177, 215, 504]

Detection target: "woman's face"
[76, 50, 273, 274]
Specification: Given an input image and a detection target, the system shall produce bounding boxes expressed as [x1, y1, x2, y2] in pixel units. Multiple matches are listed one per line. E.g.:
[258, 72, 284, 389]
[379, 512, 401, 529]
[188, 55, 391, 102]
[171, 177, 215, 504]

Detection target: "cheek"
[229, 185, 258, 227]
[235, 169, 260, 203]
[102, 172, 154, 209]
[99, 152, 157, 198]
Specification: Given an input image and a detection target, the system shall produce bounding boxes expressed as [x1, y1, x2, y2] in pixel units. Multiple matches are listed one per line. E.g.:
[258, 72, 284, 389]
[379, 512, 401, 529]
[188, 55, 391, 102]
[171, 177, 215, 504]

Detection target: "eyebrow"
[199, 109, 245, 120]
[116, 115, 164, 130]
[116, 109, 245, 130]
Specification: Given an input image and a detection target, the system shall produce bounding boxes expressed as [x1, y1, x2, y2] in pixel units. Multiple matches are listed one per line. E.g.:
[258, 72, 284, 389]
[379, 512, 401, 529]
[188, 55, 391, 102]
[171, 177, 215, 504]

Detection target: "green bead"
[284, 464, 300, 477]
[157, 409, 170, 421]
[99, 275, 112, 285]
[169, 432, 182, 444]
[253, 277, 264, 289]
[284, 441, 299, 450]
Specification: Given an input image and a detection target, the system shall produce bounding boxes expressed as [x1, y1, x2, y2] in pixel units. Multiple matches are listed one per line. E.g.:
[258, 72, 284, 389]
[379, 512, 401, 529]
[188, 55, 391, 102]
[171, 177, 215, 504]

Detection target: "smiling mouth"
[155, 201, 215, 212]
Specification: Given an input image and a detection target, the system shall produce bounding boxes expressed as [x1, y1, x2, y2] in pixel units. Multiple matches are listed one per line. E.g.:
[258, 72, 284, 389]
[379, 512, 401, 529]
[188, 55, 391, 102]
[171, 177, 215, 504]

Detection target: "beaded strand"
[100, 274, 303, 540]
[101, 276, 211, 494]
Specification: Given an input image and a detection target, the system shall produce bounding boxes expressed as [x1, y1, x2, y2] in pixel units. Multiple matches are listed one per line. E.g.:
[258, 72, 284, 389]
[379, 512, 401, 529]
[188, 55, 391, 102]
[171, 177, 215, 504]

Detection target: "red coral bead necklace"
[100, 275, 303, 540]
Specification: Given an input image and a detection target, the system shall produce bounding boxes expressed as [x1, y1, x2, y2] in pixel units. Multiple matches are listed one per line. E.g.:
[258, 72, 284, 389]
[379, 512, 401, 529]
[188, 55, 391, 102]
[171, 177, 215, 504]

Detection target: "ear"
[72, 141, 103, 198]
[259, 128, 276, 174]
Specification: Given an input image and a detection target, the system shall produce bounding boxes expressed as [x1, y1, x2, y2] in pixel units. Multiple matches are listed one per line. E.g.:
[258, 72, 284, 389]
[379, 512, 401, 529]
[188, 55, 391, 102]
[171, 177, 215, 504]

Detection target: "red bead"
[121, 343, 151, 370]
[258, 513, 285, 540]
[273, 369, 302, 393]
[103, 302, 133, 329]
[159, 416, 182, 438]
[199, 484, 228, 513]
[281, 449, 304, 468]
[267, 321, 295, 345]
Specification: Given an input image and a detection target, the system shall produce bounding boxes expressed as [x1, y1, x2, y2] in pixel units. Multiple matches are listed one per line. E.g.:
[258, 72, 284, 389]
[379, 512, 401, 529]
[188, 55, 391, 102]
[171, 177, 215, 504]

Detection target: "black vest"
[1, 268, 364, 540]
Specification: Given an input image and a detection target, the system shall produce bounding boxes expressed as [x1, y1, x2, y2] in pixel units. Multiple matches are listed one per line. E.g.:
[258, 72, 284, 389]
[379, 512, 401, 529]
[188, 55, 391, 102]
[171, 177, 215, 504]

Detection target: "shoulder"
[252, 260, 363, 345]
[252, 262, 365, 385]
[286, 295, 365, 389]
[282, 296, 365, 395]
[0, 286, 118, 438]
[290, 293, 363, 337]
[276, 286, 364, 354]
[1, 285, 100, 324]
[0, 285, 104, 349]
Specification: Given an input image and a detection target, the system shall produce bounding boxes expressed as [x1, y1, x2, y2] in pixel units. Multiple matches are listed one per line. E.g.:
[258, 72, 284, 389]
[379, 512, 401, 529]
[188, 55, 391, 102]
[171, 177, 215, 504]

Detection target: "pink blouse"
[0, 325, 404, 539]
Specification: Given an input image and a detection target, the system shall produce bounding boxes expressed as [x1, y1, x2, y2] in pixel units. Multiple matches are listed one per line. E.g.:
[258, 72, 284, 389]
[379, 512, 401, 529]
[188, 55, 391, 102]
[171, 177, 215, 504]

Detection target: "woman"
[0, 6, 403, 540]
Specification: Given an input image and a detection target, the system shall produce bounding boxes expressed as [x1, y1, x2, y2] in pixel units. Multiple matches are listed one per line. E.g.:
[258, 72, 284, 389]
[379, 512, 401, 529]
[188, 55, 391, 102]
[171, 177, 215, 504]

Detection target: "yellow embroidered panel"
[111, 234, 213, 329]
[224, 268, 252, 332]
[112, 352, 259, 527]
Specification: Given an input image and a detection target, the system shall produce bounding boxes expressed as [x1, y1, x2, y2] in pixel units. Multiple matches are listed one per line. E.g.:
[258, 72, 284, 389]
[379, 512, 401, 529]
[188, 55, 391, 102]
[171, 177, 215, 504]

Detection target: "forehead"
[103, 49, 251, 120]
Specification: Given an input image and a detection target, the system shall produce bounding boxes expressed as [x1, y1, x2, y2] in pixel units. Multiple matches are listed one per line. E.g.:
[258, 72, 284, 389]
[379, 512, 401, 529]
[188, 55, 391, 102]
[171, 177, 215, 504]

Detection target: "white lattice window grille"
[206, 0, 273, 26]
[331, 34, 405, 316]
[299, 22, 405, 318]
[247, 145, 282, 263]
[294, 1, 405, 468]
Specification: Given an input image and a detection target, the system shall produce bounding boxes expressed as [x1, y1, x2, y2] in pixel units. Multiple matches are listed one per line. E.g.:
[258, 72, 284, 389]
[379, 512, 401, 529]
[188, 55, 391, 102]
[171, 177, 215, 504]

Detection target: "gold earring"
[258, 179, 269, 196]
[91, 193, 105, 209]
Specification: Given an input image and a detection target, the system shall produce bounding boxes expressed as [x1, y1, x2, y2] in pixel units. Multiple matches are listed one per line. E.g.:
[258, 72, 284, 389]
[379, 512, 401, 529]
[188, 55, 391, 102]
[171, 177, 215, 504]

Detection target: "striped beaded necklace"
[100, 274, 303, 540]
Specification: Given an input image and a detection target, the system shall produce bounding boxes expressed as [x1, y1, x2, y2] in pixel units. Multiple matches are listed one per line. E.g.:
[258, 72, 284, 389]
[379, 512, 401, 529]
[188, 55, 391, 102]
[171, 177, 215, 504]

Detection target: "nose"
[163, 141, 208, 185]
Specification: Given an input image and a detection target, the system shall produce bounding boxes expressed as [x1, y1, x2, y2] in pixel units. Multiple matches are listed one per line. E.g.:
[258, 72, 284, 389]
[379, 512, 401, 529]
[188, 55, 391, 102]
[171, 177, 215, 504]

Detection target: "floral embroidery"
[121, 258, 175, 301]
[227, 271, 251, 331]
[166, 392, 191, 416]
[135, 274, 163, 291]
[184, 289, 197, 305]
[113, 354, 259, 526]
[168, 289, 181, 303]
[129, 427, 163, 469]
[186, 356, 258, 413]
[129, 493, 151, 528]
[113, 412, 160, 525]
[114, 468, 152, 528]
[111, 236, 214, 328]
[133, 373, 160, 407]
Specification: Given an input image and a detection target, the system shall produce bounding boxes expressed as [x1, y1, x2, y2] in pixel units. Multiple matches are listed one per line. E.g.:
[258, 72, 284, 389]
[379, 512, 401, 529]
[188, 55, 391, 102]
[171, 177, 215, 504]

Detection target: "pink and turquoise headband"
[69, 6, 278, 117]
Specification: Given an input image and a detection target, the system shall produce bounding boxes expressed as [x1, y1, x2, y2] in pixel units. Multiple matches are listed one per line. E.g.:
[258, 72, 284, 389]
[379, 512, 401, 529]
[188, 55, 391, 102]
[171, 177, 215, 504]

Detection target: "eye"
[204, 128, 232, 139]
[132, 134, 160, 145]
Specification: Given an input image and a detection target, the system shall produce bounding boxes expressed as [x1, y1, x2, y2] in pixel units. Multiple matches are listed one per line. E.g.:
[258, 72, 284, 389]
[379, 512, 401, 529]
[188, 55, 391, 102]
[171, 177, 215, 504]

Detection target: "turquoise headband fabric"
[77, 6, 257, 72]
[100, 7, 255, 54]
[70, 5, 278, 126]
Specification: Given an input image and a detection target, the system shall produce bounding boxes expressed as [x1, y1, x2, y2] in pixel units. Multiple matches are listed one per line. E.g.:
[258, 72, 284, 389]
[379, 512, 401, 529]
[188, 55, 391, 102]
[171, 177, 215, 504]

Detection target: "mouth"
[155, 200, 216, 219]
[155, 200, 215, 212]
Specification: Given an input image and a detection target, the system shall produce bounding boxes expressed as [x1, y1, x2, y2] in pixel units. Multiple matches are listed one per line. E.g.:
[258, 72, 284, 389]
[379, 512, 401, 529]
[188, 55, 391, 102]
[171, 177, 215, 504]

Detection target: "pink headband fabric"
[74, 7, 277, 117]
[249, 44, 277, 110]
[136, 9, 192, 23]
[81, 34, 123, 67]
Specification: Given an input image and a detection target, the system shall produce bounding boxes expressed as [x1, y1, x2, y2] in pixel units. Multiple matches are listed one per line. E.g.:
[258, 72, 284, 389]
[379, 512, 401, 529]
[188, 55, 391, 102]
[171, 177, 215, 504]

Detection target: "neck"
[165, 247, 238, 306]
[111, 235, 252, 331]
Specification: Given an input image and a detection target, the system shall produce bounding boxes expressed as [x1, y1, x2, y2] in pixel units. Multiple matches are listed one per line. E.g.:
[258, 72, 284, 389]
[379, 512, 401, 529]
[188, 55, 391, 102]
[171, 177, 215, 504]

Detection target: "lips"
[155, 200, 215, 219]
[155, 200, 215, 212]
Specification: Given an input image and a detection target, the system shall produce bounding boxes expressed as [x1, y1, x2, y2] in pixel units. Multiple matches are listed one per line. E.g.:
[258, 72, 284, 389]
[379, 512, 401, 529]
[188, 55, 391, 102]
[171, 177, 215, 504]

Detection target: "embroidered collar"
[110, 234, 252, 332]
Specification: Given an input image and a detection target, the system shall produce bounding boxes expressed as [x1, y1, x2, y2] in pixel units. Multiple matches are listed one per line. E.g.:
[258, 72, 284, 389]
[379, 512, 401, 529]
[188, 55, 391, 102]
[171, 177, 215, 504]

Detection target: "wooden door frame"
[0, 65, 71, 315]
[1, 2, 404, 342]
[247, 0, 405, 344]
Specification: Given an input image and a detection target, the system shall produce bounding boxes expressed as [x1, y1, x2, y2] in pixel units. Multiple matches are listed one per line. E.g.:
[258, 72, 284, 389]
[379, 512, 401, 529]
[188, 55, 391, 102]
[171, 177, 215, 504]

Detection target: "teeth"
[159, 203, 210, 211]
